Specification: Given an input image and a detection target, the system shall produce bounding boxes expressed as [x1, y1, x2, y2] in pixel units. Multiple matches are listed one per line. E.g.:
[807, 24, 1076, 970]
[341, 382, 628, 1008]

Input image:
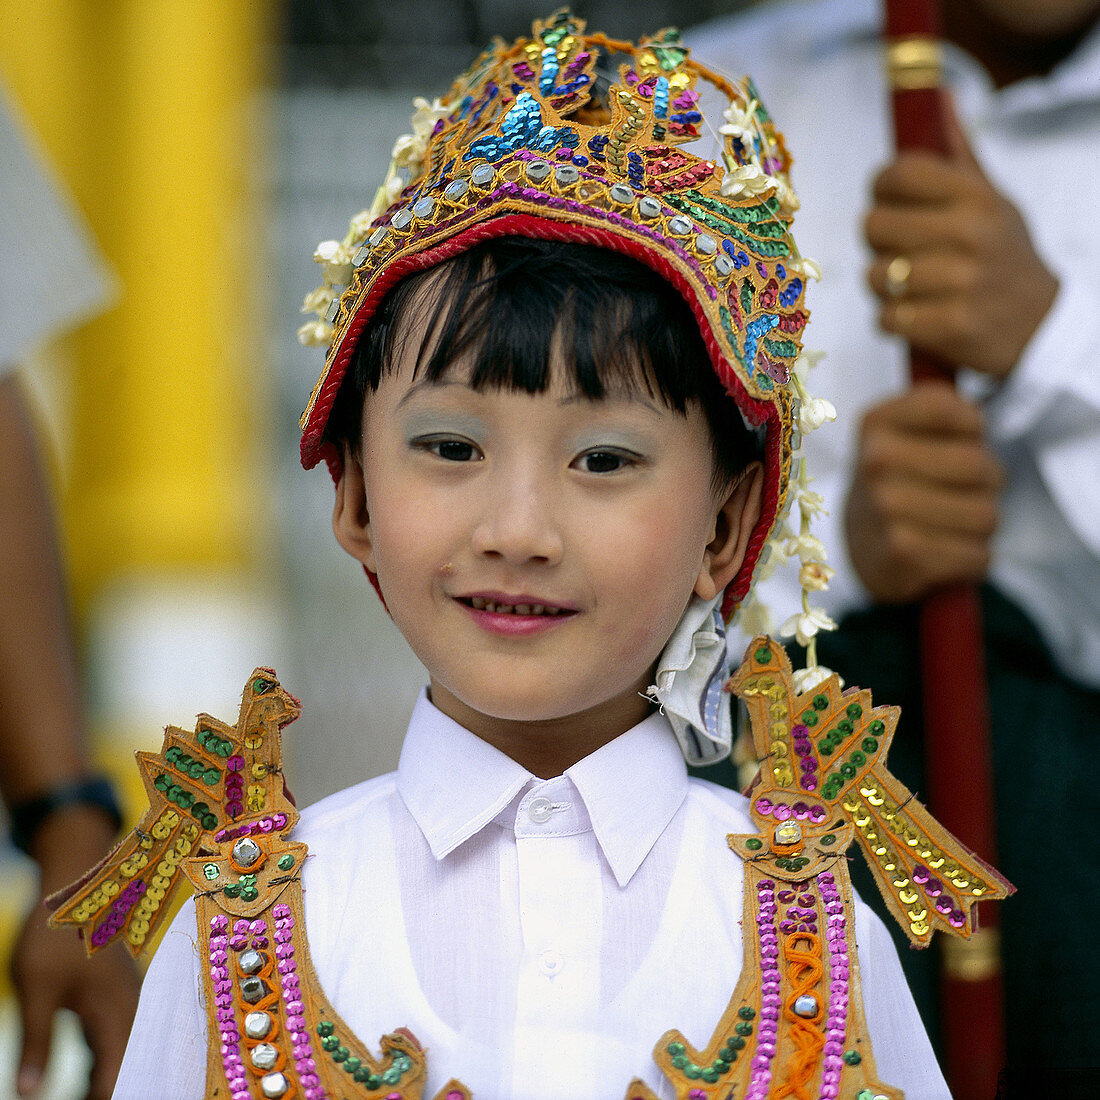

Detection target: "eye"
[575, 449, 636, 474]
[415, 437, 482, 462]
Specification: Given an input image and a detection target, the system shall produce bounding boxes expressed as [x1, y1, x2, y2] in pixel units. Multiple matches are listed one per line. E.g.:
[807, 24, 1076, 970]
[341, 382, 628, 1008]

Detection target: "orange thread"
[773, 931, 826, 1100]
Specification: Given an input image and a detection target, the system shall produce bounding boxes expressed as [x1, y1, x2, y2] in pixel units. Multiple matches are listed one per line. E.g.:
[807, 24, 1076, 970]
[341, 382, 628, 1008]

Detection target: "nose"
[470, 465, 564, 566]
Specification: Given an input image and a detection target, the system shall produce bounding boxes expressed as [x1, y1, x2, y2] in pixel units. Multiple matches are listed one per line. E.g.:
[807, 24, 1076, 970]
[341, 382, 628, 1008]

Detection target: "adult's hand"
[11, 806, 140, 1100]
[844, 383, 1004, 603]
[864, 98, 1058, 379]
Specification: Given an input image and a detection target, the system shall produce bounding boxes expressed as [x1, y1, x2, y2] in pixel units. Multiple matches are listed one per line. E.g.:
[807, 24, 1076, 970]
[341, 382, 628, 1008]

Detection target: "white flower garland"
[297, 96, 448, 349]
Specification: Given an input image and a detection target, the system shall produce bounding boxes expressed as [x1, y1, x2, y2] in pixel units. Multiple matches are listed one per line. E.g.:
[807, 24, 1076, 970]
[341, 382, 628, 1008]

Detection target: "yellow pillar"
[0, 0, 274, 610]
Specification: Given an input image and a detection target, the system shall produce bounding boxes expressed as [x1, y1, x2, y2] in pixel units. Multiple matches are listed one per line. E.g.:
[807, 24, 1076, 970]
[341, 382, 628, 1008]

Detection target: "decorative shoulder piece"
[624, 637, 1013, 1100]
[729, 636, 1014, 948]
[47, 669, 302, 956]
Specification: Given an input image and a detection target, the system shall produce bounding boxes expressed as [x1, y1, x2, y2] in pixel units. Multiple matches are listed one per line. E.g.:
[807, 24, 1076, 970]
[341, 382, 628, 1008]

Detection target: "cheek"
[364, 481, 438, 581]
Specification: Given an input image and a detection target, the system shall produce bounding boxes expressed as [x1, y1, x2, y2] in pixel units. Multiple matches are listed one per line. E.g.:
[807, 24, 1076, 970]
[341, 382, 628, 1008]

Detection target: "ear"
[694, 461, 764, 602]
[332, 446, 377, 573]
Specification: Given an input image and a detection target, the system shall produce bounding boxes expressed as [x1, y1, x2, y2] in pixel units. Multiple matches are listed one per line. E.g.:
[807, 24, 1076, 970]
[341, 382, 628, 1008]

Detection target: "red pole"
[882, 2, 1006, 1094]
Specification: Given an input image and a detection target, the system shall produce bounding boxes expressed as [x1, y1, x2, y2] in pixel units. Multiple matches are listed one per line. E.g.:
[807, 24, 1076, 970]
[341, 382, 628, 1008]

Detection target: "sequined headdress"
[298, 10, 818, 618]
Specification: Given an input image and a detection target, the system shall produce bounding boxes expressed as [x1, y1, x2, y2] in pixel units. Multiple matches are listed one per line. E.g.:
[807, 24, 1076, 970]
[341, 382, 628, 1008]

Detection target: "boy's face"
[334, 297, 762, 773]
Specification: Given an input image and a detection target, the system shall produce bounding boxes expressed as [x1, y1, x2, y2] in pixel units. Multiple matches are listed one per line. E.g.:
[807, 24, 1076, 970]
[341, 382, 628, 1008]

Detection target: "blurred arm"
[0, 373, 139, 1100]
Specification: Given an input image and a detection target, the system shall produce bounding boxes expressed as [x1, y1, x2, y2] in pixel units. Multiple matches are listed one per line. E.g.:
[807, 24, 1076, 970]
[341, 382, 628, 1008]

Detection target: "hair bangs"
[323, 237, 761, 490]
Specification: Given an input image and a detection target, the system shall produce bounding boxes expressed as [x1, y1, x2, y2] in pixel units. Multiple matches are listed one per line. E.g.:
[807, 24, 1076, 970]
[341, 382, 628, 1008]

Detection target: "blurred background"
[0, 1, 750, 1094]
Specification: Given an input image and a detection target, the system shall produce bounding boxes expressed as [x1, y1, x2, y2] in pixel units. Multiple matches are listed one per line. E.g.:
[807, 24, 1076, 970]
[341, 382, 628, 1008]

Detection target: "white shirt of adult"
[0, 81, 114, 373]
[113, 690, 949, 1099]
[690, 0, 1100, 689]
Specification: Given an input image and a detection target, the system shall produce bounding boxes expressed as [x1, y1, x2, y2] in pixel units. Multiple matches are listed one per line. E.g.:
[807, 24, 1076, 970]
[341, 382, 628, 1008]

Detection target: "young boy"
[64, 13, 980, 1098]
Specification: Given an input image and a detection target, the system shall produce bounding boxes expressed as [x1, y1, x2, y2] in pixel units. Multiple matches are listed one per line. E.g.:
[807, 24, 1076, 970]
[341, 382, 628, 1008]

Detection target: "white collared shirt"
[113, 691, 949, 1098]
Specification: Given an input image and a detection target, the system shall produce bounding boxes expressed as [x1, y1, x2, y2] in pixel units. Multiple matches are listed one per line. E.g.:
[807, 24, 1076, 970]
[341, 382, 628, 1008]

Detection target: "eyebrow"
[395, 377, 467, 410]
[556, 390, 664, 416]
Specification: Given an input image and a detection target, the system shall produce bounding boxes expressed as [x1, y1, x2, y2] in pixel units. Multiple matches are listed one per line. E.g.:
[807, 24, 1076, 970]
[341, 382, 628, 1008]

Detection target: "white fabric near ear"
[647, 592, 733, 765]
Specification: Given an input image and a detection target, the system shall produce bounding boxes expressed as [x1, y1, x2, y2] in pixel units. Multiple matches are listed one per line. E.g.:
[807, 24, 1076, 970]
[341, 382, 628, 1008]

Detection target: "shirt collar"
[396, 689, 690, 888]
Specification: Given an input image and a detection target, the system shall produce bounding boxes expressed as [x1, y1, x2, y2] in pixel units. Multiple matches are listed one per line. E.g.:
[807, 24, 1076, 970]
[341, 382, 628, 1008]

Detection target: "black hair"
[323, 237, 761, 490]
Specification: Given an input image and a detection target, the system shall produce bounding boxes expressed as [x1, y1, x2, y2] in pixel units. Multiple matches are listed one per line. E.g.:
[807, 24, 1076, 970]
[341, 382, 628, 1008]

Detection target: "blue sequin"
[670, 111, 702, 124]
[654, 77, 670, 120]
[745, 315, 780, 374]
[779, 278, 804, 307]
[464, 92, 576, 163]
[540, 47, 560, 96]
[722, 240, 751, 269]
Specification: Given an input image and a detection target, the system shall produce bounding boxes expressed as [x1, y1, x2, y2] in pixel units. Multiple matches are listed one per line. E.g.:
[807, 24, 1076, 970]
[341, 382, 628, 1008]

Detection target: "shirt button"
[539, 950, 563, 977]
[527, 796, 554, 824]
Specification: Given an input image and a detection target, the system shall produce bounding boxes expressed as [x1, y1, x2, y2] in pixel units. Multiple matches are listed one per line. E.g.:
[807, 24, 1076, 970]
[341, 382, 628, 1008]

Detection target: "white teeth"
[467, 598, 567, 616]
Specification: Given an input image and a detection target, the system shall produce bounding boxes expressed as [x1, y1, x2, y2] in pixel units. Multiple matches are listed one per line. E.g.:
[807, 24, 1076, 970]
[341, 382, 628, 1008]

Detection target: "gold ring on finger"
[885, 255, 913, 298]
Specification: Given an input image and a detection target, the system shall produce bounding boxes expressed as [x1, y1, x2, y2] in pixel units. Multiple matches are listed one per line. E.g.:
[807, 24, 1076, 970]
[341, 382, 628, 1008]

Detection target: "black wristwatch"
[10, 775, 123, 856]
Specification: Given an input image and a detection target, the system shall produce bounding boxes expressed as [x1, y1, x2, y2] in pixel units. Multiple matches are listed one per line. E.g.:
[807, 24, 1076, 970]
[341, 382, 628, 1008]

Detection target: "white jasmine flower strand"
[297, 96, 451, 350]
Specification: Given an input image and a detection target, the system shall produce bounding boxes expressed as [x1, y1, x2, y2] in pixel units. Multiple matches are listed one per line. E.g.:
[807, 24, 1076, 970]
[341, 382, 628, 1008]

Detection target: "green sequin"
[846, 703, 863, 719]
[203, 863, 220, 880]
[667, 1042, 686, 1057]
[735, 1020, 753, 1036]
[821, 834, 836, 845]
[746, 837, 763, 850]
[870, 719, 885, 734]
[222, 884, 240, 898]
[316, 1021, 335, 1037]
[812, 694, 829, 710]
[754, 646, 772, 664]
[738, 1006, 756, 1020]
[802, 711, 818, 727]
[851, 750, 866, 767]
[278, 853, 296, 870]
[763, 337, 798, 359]
[344, 1057, 361, 1073]
[862, 737, 879, 753]
[844, 1049, 863, 1065]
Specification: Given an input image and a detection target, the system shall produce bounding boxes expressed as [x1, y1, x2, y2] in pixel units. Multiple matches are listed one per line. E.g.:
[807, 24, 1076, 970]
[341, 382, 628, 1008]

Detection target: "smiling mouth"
[459, 597, 573, 617]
